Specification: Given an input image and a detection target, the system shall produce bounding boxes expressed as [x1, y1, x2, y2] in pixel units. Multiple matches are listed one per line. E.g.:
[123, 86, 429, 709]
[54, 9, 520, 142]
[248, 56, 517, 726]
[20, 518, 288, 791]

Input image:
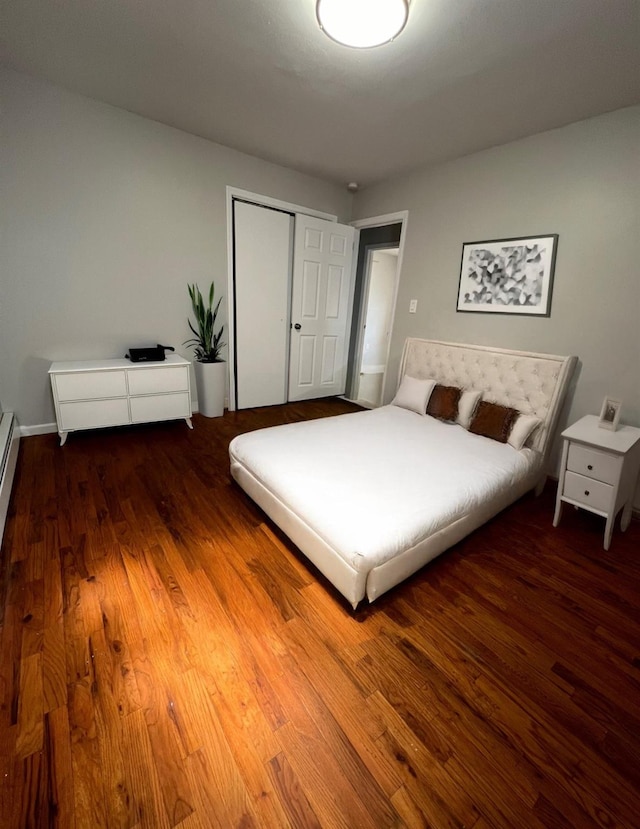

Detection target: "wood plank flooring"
[1, 398, 639, 828]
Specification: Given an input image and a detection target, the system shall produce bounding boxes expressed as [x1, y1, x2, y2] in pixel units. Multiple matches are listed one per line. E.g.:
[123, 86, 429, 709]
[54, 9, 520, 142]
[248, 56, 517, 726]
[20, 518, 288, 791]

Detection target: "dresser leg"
[185, 418, 193, 430]
[59, 431, 68, 447]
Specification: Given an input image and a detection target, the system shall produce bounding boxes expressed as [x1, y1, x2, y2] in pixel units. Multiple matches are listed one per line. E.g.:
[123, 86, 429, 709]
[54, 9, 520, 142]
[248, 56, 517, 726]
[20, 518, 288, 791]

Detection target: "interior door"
[288, 216, 356, 401]
[234, 200, 293, 409]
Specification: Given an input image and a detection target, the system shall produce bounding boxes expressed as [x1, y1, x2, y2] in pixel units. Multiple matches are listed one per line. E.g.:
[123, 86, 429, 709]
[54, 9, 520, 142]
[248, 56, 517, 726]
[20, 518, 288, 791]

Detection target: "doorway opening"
[345, 213, 407, 405]
[354, 246, 400, 407]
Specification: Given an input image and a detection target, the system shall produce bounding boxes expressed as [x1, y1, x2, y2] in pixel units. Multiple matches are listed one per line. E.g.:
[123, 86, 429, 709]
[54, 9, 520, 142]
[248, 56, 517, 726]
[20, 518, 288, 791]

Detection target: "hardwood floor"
[1, 398, 639, 828]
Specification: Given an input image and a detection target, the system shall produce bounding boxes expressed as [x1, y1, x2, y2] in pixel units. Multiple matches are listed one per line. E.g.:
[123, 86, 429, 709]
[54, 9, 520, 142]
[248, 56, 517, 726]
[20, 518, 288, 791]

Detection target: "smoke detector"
[346, 182, 359, 192]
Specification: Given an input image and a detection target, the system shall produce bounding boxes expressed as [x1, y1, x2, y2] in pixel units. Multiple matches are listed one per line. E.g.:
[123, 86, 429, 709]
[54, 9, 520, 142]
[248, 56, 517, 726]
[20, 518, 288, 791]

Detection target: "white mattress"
[229, 405, 541, 573]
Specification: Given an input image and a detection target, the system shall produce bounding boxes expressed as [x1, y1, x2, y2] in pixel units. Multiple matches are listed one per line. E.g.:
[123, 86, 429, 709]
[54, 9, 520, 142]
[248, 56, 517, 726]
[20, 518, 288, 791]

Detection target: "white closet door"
[289, 216, 355, 401]
[234, 201, 293, 409]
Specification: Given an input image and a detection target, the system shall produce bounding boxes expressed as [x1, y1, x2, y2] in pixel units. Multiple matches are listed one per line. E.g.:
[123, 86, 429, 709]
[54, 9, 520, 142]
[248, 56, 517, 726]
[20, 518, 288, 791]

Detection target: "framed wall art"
[456, 234, 558, 316]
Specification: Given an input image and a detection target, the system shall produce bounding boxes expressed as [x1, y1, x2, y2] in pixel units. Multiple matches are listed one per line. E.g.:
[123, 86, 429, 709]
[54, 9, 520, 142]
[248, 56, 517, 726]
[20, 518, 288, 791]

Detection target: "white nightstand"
[553, 414, 640, 550]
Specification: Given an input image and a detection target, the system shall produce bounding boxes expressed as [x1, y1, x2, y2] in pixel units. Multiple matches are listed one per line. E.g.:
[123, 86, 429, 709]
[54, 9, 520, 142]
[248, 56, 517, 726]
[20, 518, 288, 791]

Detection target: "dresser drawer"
[59, 398, 130, 431]
[55, 370, 127, 402]
[567, 443, 621, 485]
[130, 392, 191, 424]
[563, 471, 613, 513]
[127, 366, 189, 396]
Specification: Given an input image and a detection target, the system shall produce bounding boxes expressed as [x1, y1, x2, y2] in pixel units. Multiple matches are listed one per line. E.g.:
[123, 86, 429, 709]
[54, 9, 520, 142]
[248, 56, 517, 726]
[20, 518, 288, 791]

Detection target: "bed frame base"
[231, 459, 368, 607]
[232, 457, 540, 608]
[231, 338, 576, 608]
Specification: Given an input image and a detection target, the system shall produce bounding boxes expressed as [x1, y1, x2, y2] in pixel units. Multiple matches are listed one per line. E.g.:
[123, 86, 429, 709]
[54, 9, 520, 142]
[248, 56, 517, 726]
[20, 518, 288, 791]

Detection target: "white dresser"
[49, 355, 193, 445]
[553, 414, 640, 549]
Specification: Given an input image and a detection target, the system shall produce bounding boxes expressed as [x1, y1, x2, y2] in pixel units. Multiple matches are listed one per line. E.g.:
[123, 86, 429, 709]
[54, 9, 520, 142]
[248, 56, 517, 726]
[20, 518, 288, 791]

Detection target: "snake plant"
[184, 282, 226, 362]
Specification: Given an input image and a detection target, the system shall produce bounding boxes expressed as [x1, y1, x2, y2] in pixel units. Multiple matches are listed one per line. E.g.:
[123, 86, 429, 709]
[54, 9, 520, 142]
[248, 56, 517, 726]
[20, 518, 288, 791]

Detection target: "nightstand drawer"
[567, 443, 621, 485]
[564, 471, 613, 513]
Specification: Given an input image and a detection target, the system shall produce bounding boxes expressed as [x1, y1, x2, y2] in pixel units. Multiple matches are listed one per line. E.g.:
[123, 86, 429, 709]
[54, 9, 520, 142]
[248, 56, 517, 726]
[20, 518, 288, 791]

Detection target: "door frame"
[348, 211, 409, 403]
[226, 187, 338, 411]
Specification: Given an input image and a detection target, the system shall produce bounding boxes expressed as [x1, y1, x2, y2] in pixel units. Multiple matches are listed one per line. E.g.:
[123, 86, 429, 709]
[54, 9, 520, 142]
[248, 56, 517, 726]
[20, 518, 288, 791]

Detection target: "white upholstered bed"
[229, 339, 576, 608]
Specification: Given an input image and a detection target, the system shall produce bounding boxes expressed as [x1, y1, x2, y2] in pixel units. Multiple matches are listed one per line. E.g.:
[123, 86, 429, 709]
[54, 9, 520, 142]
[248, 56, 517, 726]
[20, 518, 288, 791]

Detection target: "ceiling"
[1, 1, 638, 188]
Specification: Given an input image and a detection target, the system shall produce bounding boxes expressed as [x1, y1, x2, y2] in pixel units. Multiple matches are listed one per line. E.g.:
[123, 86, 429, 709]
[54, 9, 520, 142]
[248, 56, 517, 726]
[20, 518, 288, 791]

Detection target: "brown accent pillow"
[426, 384, 462, 421]
[469, 401, 519, 443]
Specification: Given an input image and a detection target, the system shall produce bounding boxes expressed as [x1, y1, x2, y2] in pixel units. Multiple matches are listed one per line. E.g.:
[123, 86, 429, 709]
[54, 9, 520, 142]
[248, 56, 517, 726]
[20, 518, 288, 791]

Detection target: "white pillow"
[508, 414, 542, 450]
[391, 376, 436, 415]
[456, 390, 482, 429]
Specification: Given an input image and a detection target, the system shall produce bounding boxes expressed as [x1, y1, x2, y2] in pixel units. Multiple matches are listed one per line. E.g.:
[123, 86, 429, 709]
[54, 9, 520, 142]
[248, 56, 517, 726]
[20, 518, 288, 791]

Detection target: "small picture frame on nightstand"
[598, 396, 622, 431]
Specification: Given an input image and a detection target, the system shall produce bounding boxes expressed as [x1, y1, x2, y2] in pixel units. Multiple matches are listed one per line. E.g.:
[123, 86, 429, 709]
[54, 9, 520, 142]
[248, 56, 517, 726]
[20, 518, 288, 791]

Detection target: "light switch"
[409, 299, 418, 313]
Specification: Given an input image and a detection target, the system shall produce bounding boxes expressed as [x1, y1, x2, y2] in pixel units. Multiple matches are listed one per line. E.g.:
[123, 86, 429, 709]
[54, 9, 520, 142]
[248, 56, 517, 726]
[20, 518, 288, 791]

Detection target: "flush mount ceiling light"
[316, 0, 409, 48]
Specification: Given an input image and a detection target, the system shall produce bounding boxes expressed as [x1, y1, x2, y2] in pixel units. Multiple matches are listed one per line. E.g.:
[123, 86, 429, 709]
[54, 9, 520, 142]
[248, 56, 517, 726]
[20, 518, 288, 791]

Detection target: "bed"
[229, 339, 576, 608]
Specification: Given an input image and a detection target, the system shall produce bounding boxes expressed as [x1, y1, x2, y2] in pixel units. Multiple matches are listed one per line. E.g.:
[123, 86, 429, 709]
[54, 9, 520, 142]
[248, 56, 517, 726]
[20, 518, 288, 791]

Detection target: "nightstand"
[553, 414, 640, 550]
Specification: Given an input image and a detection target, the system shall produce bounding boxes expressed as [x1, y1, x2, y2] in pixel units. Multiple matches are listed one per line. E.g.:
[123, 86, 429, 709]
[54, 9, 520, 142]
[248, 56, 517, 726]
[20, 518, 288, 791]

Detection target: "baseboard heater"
[0, 412, 20, 548]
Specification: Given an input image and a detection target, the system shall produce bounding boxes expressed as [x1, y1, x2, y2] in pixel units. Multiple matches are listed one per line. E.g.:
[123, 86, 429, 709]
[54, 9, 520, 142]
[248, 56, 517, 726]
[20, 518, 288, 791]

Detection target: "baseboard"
[20, 422, 57, 437]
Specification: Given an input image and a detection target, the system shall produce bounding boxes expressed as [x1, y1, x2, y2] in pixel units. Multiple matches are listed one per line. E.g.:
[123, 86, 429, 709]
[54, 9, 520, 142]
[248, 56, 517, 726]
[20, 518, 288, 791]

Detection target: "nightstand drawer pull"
[567, 444, 621, 485]
[584, 490, 589, 496]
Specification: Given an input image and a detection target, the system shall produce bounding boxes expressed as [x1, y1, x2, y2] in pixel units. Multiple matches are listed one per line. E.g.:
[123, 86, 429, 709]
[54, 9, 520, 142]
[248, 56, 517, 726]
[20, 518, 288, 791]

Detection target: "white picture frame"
[598, 396, 622, 431]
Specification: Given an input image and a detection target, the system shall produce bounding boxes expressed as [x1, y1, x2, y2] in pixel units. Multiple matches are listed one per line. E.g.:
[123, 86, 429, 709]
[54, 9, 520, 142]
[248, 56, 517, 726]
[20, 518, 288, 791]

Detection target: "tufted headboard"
[398, 338, 577, 458]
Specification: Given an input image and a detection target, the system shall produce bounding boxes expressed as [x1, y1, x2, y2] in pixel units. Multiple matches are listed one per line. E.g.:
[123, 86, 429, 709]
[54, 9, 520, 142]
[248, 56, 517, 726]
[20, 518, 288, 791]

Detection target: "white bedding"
[229, 405, 541, 574]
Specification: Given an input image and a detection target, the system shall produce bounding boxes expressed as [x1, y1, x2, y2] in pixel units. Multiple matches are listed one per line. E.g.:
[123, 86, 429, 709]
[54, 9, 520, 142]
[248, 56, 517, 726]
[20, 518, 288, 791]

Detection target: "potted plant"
[184, 282, 226, 417]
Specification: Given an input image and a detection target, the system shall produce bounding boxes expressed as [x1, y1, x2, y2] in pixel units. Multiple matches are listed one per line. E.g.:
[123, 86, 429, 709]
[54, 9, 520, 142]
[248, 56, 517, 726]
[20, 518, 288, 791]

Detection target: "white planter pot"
[194, 360, 226, 418]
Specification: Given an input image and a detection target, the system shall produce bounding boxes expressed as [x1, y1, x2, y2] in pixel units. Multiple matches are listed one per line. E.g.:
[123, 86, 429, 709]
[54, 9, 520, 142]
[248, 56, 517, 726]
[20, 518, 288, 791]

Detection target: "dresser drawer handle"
[584, 490, 590, 497]
[587, 464, 593, 471]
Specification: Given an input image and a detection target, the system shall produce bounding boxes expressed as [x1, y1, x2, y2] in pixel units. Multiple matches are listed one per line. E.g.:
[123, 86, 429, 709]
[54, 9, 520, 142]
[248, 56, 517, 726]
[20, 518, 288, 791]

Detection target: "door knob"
[294, 323, 302, 330]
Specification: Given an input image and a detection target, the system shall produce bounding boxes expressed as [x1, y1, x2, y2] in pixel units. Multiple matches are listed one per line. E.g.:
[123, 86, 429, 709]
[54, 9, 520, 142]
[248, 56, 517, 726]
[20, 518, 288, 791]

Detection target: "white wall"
[353, 107, 640, 486]
[2, 66, 638, 501]
[0, 69, 352, 427]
